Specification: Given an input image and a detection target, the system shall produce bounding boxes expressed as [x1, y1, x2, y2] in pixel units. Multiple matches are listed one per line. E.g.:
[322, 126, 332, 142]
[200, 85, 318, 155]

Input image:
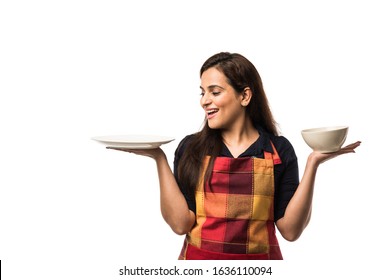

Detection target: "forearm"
[154, 152, 195, 235]
[276, 155, 318, 241]
[276, 141, 361, 241]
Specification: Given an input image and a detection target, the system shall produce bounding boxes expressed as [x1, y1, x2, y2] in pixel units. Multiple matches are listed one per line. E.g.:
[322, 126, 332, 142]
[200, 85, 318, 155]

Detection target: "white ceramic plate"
[91, 135, 175, 149]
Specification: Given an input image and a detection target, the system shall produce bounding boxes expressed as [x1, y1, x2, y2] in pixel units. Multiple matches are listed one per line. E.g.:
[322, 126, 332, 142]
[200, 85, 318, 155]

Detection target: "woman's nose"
[201, 93, 211, 107]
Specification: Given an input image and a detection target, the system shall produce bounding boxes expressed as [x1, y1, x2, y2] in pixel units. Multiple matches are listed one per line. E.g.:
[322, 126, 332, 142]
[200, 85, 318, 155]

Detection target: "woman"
[109, 52, 361, 260]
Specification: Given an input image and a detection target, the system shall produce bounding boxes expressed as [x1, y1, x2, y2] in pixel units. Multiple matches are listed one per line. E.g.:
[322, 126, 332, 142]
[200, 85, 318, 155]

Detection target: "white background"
[1, 0, 389, 279]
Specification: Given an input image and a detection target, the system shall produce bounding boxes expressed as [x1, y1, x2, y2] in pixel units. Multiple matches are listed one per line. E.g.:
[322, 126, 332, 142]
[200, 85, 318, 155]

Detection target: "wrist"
[307, 153, 320, 169]
[153, 148, 167, 162]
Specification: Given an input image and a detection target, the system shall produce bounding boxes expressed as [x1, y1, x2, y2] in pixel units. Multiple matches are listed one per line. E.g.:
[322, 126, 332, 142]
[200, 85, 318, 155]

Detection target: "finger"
[339, 141, 361, 151]
[337, 143, 361, 155]
[106, 147, 133, 153]
[344, 141, 361, 148]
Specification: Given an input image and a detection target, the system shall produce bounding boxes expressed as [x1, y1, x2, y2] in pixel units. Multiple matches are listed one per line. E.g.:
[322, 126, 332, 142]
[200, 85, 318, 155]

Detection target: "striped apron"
[179, 143, 283, 260]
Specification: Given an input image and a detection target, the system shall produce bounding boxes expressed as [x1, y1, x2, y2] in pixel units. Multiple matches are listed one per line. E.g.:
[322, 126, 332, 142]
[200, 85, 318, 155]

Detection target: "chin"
[207, 121, 225, 130]
[207, 121, 219, 130]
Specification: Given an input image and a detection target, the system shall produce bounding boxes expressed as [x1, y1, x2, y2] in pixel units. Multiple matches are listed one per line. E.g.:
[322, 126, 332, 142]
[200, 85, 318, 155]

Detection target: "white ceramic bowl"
[301, 126, 349, 153]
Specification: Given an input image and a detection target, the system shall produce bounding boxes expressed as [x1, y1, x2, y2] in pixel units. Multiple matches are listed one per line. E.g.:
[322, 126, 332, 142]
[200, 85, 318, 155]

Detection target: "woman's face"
[200, 67, 246, 131]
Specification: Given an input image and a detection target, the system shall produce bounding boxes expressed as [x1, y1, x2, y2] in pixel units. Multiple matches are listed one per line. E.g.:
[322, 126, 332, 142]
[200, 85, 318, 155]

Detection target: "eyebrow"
[200, 85, 225, 91]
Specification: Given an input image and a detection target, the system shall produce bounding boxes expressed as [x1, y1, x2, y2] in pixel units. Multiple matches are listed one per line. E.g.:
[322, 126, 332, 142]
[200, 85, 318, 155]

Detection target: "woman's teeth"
[207, 109, 219, 115]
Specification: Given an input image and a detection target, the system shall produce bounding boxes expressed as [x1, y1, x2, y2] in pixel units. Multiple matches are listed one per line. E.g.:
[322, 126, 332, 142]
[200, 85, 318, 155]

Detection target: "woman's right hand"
[106, 146, 166, 161]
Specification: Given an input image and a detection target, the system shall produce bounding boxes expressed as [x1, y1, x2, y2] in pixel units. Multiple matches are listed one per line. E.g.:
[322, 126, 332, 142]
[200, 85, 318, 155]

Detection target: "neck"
[221, 116, 259, 147]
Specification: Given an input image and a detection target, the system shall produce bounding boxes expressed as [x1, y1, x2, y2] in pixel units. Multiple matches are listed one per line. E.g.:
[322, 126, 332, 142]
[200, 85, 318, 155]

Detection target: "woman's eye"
[200, 91, 220, 97]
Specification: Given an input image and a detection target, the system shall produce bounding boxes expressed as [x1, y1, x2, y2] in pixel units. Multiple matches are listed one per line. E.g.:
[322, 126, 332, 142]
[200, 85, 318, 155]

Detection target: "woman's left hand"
[309, 141, 361, 167]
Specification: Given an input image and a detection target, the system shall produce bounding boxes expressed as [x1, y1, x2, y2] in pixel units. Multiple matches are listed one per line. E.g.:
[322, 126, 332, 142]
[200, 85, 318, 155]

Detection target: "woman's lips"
[206, 108, 219, 119]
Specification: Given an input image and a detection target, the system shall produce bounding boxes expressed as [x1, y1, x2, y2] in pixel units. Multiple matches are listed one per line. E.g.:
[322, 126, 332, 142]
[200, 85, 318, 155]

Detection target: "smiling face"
[200, 67, 249, 131]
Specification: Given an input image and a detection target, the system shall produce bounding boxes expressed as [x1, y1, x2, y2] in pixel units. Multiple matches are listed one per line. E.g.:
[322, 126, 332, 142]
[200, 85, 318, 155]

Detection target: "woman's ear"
[241, 87, 252, 107]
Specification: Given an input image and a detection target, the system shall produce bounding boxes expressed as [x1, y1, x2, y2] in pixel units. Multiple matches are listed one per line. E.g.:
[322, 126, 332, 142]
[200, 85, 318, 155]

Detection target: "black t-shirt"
[173, 126, 299, 222]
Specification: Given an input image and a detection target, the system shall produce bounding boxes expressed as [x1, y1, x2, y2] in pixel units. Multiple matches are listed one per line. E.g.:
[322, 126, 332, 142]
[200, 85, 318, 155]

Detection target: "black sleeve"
[173, 135, 196, 213]
[273, 136, 299, 222]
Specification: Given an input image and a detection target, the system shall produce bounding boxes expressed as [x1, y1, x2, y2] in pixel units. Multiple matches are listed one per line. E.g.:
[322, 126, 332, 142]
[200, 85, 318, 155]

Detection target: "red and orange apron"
[179, 143, 283, 260]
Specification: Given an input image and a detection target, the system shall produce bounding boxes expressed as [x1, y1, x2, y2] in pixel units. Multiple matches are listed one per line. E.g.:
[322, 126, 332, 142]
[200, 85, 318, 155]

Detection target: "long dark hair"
[178, 52, 278, 199]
